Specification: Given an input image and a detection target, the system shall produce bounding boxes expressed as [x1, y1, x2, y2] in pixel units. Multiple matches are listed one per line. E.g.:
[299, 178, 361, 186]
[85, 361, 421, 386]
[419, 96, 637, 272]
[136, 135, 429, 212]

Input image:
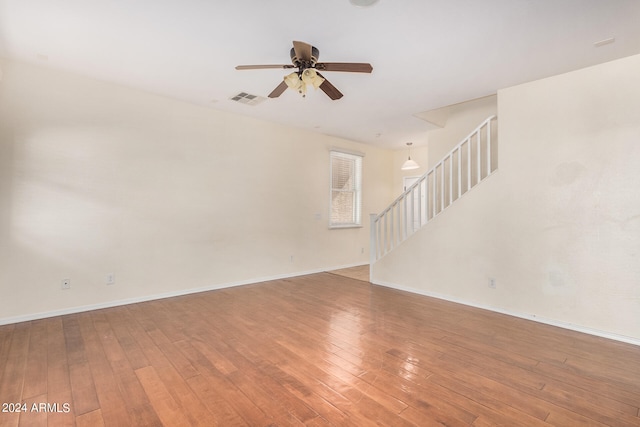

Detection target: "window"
[330, 150, 363, 228]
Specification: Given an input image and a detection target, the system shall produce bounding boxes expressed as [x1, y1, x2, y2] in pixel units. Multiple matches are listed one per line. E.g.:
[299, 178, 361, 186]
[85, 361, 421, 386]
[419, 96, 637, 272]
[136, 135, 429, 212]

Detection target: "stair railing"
[370, 115, 497, 262]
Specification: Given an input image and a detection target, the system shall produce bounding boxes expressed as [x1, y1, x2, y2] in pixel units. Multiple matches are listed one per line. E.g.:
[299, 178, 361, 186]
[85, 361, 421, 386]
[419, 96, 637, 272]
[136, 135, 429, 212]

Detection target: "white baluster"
[487, 120, 492, 174]
[369, 214, 378, 263]
[457, 146, 462, 199]
[467, 137, 471, 191]
[477, 130, 481, 184]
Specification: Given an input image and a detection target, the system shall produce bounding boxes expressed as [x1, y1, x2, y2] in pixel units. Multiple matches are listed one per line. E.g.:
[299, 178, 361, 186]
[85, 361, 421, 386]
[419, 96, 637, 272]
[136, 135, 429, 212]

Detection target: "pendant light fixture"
[401, 142, 420, 170]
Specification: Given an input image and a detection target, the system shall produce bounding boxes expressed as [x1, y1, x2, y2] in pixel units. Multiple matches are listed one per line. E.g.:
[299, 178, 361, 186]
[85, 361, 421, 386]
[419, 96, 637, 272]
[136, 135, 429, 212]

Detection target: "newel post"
[369, 213, 378, 265]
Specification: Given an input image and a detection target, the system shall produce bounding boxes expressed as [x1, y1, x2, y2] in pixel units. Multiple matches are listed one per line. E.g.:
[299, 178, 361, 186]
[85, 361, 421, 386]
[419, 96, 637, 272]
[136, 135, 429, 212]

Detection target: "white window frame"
[329, 150, 363, 229]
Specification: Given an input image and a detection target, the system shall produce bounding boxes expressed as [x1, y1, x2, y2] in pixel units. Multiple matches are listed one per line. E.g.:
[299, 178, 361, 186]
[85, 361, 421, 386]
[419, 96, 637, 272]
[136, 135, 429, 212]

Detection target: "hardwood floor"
[1, 272, 639, 426]
[327, 265, 369, 282]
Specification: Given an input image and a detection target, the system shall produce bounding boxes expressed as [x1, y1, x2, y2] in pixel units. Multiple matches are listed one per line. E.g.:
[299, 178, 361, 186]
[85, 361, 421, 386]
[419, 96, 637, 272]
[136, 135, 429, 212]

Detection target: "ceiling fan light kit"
[284, 72, 304, 94]
[235, 40, 373, 100]
[302, 68, 324, 90]
[283, 68, 325, 97]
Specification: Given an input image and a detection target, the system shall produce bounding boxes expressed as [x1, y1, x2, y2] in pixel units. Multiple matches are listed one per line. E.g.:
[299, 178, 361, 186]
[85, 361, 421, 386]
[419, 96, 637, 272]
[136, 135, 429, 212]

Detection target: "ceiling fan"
[235, 41, 373, 100]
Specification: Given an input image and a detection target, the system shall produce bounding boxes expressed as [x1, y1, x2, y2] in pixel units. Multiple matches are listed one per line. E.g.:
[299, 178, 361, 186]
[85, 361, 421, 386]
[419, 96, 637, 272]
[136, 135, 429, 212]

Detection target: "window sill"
[329, 224, 363, 230]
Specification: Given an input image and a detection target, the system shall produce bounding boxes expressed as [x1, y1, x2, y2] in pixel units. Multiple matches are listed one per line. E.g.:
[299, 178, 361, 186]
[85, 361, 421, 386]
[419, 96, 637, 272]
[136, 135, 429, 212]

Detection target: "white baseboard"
[371, 279, 640, 347]
[0, 264, 365, 326]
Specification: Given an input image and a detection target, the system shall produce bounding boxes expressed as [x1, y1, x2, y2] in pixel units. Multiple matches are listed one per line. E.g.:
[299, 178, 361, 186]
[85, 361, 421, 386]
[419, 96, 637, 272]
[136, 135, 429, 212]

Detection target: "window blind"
[330, 150, 362, 228]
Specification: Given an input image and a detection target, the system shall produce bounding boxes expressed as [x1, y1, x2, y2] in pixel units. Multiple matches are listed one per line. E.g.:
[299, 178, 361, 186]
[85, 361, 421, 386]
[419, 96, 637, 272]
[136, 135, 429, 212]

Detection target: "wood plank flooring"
[1, 272, 639, 426]
[327, 265, 369, 283]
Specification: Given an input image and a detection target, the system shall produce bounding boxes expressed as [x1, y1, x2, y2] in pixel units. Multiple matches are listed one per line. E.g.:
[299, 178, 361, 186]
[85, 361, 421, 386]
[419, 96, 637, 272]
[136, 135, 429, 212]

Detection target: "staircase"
[370, 115, 497, 262]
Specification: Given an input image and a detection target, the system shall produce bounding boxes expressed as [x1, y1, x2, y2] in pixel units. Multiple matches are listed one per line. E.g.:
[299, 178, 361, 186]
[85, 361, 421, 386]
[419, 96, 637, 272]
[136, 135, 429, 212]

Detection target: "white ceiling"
[1, 0, 639, 149]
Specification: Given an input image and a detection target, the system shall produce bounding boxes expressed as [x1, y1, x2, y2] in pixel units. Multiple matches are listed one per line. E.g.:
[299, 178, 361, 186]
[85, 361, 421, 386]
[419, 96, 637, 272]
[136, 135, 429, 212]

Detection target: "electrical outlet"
[106, 273, 115, 285]
[61, 279, 70, 290]
[488, 278, 496, 289]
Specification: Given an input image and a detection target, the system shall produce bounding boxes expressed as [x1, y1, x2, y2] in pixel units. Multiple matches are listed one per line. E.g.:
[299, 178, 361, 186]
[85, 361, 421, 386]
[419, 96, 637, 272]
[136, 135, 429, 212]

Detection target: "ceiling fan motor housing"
[290, 46, 319, 69]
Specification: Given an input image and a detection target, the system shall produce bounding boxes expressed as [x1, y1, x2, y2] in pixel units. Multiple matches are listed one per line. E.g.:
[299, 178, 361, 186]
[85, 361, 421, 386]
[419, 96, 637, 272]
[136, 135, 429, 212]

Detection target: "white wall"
[0, 59, 394, 323]
[372, 54, 640, 343]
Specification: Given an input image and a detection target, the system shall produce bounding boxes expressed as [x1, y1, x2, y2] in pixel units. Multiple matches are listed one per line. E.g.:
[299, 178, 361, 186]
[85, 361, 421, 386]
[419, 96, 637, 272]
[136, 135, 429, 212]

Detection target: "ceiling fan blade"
[316, 73, 343, 100]
[316, 62, 373, 73]
[236, 64, 295, 70]
[268, 80, 289, 98]
[292, 41, 313, 62]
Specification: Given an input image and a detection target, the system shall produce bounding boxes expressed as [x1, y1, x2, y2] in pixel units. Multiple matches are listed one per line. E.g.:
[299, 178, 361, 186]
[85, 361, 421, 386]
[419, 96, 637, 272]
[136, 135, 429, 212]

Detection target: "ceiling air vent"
[230, 92, 266, 106]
